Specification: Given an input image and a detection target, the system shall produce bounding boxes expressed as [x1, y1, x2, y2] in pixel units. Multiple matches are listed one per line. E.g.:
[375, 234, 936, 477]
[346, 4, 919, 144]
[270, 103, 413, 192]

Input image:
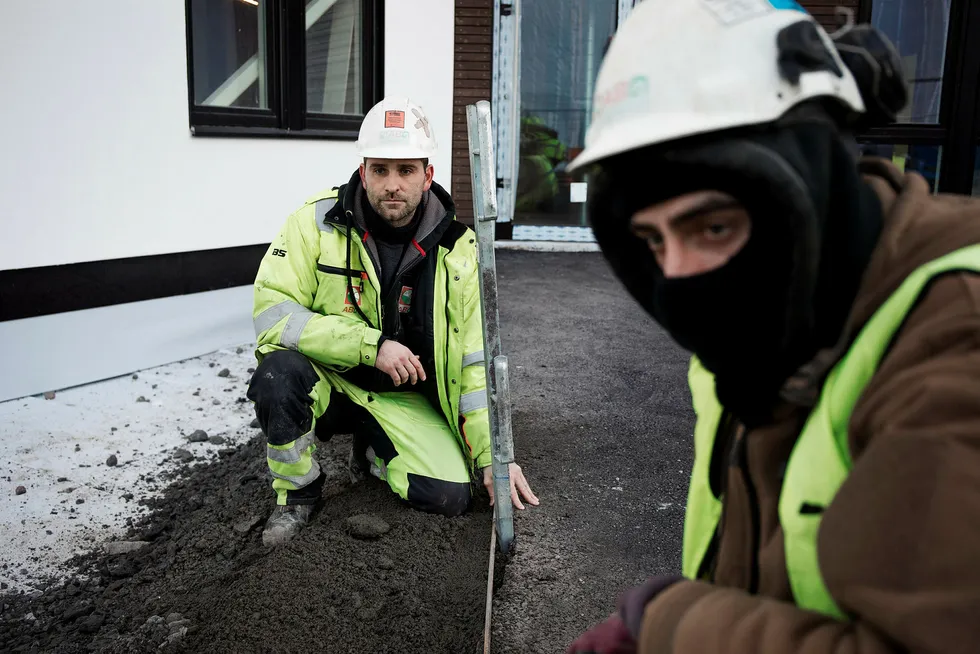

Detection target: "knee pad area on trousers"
[246, 351, 320, 446]
[406, 474, 472, 517]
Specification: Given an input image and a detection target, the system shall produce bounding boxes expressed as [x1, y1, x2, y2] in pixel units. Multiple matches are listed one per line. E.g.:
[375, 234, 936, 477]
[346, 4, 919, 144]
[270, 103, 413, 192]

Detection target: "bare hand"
[482, 463, 539, 510]
[375, 340, 426, 386]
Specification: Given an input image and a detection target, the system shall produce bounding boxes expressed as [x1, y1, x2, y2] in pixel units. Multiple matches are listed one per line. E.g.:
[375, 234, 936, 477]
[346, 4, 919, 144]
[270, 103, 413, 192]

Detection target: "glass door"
[511, 0, 619, 241]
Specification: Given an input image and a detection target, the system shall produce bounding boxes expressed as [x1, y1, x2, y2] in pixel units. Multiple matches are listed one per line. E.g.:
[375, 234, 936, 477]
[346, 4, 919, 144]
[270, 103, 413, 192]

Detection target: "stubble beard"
[369, 191, 421, 228]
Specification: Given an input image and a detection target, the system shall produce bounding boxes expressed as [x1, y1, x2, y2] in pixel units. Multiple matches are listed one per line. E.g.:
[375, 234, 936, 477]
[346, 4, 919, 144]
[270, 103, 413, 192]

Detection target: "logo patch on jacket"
[344, 280, 363, 310]
[398, 286, 413, 313]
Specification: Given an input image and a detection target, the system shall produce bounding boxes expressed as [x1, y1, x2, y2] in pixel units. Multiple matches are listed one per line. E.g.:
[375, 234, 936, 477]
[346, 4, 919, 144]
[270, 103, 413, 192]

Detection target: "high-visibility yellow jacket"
[251, 173, 492, 469]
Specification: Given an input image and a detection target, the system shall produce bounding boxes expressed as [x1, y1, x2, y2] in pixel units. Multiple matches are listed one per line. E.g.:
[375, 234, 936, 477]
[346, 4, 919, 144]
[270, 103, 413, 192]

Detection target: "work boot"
[261, 504, 313, 547]
[349, 429, 384, 484]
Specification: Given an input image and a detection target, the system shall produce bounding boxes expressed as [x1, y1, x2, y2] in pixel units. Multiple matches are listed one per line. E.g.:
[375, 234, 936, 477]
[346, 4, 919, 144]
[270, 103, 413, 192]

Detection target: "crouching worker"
[247, 98, 538, 546]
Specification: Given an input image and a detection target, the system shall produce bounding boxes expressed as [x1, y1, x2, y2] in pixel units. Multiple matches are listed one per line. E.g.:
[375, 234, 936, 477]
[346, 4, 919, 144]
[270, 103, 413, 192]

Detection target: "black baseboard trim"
[0, 244, 269, 322]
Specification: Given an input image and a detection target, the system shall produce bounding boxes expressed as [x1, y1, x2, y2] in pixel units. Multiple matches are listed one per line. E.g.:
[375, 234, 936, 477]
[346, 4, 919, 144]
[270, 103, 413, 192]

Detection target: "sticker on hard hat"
[700, 0, 804, 25]
[591, 75, 649, 133]
[384, 110, 406, 129]
[379, 129, 410, 141]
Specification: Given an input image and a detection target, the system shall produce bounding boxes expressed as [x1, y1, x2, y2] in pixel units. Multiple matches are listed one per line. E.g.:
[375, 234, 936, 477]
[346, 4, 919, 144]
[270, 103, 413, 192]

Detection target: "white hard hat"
[356, 97, 437, 160]
[568, 0, 865, 172]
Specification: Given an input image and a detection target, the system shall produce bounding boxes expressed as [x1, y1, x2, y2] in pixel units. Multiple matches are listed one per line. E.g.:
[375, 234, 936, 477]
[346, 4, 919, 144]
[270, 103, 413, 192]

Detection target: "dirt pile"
[1, 433, 492, 653]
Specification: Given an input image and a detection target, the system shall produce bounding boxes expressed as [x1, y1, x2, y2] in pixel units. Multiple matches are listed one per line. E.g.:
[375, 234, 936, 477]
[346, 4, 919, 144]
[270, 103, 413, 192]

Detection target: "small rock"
[122, 493, 134, 501]
[74, 444, 81, 452]
[165, 612, 183, 625]
[236, 347, 244, 354]
[15, 486, 26, 495]
[249, 418, 261, 429]
[192, 390, 200, 397]
[217, 368, 231, 378]
[76, 498, 85, 505]
[209, 363, 216, 368]
[233, 515, 263, 534]
[208, 435, 226, 445]
[107, 560, 137, 578]
[152, 384, 158, 389]
[356, 606, 379, 621]
[187, 430, 209, 443]
[378, 556, 395, 570]
[111, 427, 118, 432]
[43, 391, 56, 400]
[79, 613, 105, 633]
[57, 477, 69, 482]
[345, 514, 390, 540]
[63, 604, 95, 621]
[132, 374, 139, 380]
[46, 530, 53, 535]
[218, 448, 237, 457]
[105, 541, 150, 555]
[106, 455, 118, 467]
[212, 399, 221, 406]
[173, 449, 194, 463]
[136, 396, 149, 403]
[247, 367, 255, 373]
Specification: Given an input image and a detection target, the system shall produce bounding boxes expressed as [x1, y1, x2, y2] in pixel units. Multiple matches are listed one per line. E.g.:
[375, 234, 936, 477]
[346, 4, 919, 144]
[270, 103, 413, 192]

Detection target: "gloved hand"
[565, 614, 636, 654]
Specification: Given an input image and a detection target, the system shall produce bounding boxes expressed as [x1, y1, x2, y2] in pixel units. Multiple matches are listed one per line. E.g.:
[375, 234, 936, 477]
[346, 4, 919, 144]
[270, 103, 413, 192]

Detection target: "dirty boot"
[349, 428, 384, 484]
[262, 504, 313, 547]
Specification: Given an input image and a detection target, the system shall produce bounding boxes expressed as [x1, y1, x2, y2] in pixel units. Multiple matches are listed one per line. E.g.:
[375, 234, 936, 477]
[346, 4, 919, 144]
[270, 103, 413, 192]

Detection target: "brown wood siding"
[451, 0, 494, 225]
[800, 0, 860, 31]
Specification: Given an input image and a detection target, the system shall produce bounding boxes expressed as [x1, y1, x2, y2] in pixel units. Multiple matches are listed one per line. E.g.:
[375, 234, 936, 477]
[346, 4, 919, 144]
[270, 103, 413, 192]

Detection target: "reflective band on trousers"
[254, 300, 314, 339]
[459, 390, 487, 414]
[462, 350, 485, 367]
[266, 430, 316, 465]
[269, 461, 321, 488]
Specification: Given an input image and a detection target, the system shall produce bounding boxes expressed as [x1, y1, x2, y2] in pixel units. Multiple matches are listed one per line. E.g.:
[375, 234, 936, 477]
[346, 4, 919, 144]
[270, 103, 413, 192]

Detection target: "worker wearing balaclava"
[564, 2, 980, 653]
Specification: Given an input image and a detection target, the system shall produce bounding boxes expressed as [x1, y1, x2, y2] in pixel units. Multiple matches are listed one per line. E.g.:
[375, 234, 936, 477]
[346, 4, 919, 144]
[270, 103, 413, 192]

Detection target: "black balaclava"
[589, 106, 883, 425]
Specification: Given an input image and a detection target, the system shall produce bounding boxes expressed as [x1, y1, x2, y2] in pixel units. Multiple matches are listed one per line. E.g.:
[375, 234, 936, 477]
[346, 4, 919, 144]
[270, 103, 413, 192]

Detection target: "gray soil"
[0, 432, 493, 653]
[490, 251, 695, 653]
[0, 251, 695, 654]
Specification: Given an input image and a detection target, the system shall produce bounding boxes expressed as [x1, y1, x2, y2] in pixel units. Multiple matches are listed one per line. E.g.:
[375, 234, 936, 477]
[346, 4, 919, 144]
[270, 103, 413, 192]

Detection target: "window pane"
[872, 0, 951, 124]
[515, 0, 618, 228]
[859, 143, 942, 192]
[306, 0, 363, 115]
[190, 0, 268, 110]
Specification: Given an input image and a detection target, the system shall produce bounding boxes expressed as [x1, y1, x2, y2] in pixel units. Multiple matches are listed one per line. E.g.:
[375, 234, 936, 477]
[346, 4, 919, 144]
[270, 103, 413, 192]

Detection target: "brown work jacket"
[639, 159, 980, 654]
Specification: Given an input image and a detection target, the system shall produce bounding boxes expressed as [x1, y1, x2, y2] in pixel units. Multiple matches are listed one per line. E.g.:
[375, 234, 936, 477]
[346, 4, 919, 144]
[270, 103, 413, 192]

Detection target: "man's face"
[359, 158, 434, 227]
[629, 191, 751, 277]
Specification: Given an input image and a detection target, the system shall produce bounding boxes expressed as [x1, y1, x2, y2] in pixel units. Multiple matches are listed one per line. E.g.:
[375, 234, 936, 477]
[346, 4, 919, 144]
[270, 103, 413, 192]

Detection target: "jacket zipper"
[733, 423, 761, 593]
[443, 265, 454, 416]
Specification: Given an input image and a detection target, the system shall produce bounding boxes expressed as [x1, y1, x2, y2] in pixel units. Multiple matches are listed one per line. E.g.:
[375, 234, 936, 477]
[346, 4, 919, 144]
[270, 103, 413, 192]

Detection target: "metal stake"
[466, 100, 515, 555]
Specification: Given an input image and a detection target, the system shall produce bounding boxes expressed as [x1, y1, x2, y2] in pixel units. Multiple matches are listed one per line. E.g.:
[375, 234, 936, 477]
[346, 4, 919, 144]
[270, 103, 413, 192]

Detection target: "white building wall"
[0, 0, 455, 271]
[0, 0, 455, 401]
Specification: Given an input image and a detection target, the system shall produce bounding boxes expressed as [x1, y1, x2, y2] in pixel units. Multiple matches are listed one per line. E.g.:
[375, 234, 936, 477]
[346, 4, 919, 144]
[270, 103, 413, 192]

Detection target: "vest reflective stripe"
[684, 244, 980, 617]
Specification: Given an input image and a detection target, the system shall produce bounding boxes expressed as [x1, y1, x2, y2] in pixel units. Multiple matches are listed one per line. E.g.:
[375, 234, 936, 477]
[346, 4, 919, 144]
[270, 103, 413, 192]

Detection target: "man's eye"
[646, 233, 664, 248]
[705, 223, 732, 238]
